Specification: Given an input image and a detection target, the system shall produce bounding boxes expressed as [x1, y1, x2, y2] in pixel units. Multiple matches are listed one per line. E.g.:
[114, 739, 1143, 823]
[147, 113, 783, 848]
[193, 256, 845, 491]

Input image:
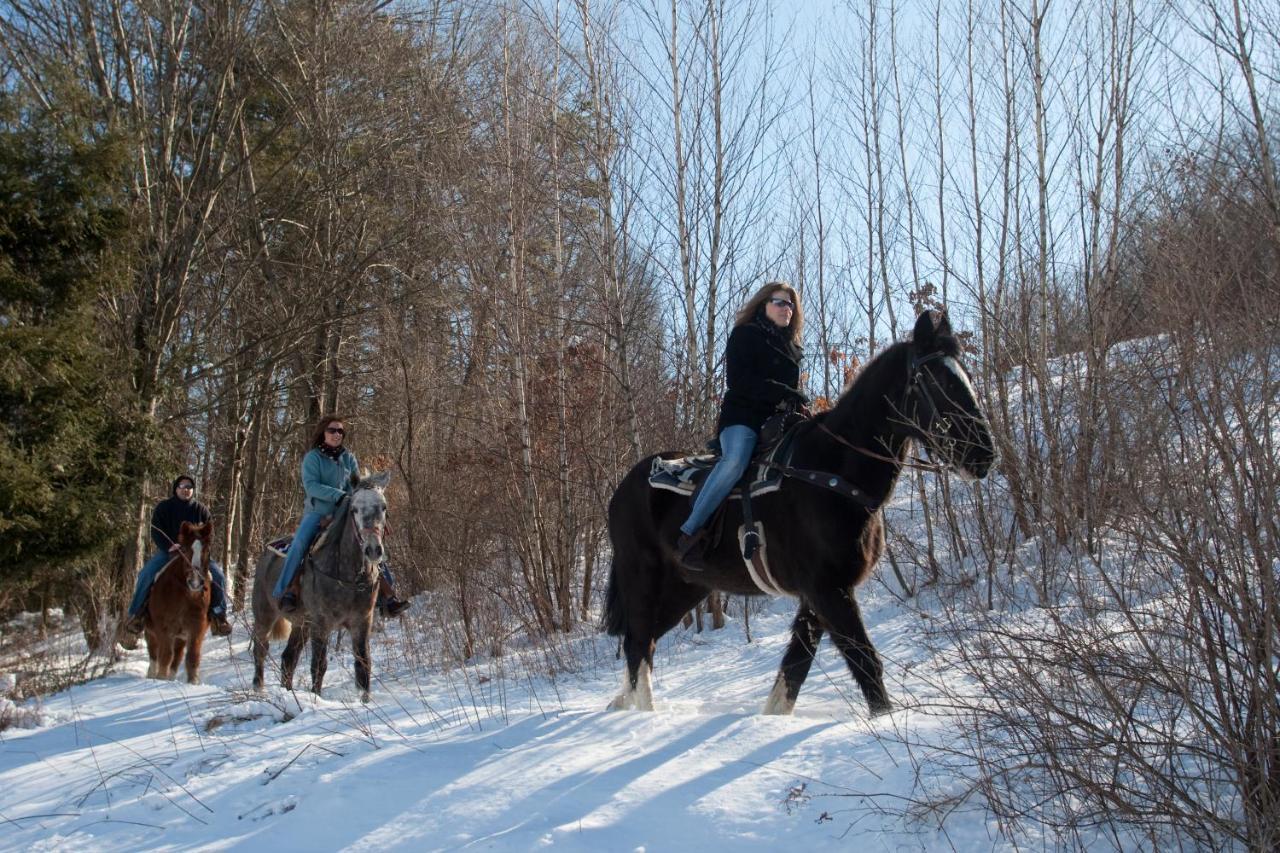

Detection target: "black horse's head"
[348, 469, 392, 564]
[898, 310, 997, 480]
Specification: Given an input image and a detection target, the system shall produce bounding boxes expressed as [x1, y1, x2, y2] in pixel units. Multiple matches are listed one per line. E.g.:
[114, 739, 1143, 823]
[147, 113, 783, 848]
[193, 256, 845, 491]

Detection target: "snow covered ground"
[0, 576, 1028, 852]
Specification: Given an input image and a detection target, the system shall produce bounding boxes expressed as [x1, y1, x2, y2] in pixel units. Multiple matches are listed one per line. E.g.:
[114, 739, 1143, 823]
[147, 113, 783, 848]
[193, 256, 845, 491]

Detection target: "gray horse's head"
[347, 470, 392, 564]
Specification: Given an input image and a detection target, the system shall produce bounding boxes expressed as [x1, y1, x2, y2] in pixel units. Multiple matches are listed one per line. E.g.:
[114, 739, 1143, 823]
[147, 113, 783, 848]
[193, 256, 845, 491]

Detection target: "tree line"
[1, 0, 1277, 845]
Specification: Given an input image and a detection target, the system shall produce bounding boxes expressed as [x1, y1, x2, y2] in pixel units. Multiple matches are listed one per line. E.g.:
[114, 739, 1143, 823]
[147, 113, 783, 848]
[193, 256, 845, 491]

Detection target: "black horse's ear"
[934, 310, 952, 337]
[912, 309, 953, 346]
[913, 310, 941, 347]
[350, 471, 360, 489]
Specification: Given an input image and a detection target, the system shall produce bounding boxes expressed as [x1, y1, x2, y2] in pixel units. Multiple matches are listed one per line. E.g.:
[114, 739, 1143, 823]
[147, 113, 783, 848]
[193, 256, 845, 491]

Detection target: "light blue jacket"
[301, 447, 360, 516]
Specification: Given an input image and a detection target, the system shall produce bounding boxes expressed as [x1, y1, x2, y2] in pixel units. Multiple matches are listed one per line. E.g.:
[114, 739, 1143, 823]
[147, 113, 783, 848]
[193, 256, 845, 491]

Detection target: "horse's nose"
[971, 447, 997, 479]
[370, 543, 383, 560]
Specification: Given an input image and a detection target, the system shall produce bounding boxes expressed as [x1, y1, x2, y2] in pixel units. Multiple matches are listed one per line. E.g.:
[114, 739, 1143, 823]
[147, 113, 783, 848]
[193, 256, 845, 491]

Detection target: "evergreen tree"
[0, 91, 141, 593]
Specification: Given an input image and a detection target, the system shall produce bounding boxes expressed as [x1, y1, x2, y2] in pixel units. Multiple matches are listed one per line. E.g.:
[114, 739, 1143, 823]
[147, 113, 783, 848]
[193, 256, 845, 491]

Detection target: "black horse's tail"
[602, 558, 625, 637]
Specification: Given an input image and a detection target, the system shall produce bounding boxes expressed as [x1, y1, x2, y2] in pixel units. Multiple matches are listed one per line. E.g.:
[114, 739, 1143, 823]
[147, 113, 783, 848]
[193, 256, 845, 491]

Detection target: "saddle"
[265, 516, 340, 559]
[648, 412, 806, 502]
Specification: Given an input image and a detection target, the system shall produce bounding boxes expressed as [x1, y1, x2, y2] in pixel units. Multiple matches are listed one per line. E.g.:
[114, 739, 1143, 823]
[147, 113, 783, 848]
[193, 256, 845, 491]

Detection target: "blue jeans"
[273, 511, 326, 598]
[681, 424, 758, 535]
[128, 551, 228, 617]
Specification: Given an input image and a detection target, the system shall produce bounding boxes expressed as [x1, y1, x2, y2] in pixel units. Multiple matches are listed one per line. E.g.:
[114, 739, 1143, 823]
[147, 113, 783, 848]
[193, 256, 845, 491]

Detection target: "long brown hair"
[308, 414, 347, 450]
[733, 281, 803, 344]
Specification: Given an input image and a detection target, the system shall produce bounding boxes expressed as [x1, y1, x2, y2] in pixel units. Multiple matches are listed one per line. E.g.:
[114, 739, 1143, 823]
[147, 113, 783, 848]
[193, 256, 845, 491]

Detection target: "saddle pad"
[646, 434, 793, 500]
[266, 536, 292, 558]
[648, 454, 718, 496]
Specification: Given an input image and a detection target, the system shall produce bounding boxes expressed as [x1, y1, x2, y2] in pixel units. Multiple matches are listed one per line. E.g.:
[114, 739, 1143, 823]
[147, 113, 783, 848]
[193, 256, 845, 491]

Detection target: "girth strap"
[765, 462, 883, 510]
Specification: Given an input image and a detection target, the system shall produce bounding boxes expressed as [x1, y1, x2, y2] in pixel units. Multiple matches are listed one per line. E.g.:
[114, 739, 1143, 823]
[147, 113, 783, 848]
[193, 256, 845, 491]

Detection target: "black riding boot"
[377, 571, 409, 617]
[676, 530, 709, 572]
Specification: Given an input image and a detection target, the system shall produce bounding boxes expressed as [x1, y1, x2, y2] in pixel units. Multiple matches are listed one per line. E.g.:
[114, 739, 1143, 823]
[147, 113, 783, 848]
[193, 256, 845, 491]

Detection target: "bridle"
[348, 491, 388, 554]
[898, 348, 963, 455]
[155, 542, 210, 590]
[309, 487, 386, 590]
[764, 346, 966, 508]
[818, 346, 958, 472]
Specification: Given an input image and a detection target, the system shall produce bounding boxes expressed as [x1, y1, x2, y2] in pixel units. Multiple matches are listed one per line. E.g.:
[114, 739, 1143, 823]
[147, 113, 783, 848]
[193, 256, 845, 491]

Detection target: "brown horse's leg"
[145, 630, 160, 678]
[169, 637, 186, 680]
[810, 588, 891, 716]
[352, 619, 372, 703]
[185, 625, 206, 684]
[309, 627, 329, 696]
[763, 604, 824, 715]
[280, 623, 308, 690]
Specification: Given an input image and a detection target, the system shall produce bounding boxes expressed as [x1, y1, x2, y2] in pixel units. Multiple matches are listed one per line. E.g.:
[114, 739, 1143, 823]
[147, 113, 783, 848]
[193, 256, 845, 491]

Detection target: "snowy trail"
[0, 589, 1007, 852]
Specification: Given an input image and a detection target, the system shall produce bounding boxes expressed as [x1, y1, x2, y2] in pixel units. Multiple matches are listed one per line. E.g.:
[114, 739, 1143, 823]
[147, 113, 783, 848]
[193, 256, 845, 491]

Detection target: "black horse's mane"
[815, 332, 962, 434]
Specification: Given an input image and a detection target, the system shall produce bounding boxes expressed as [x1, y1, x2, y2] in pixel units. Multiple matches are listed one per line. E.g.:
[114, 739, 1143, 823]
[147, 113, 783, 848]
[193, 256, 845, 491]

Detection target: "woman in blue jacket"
[273, 415, 407, 616]
[677, 282, 807, 570]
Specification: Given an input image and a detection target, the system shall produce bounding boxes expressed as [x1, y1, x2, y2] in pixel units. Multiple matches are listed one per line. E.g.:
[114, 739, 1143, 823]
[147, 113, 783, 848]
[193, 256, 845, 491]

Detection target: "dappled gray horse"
[251, 470, 391, 702]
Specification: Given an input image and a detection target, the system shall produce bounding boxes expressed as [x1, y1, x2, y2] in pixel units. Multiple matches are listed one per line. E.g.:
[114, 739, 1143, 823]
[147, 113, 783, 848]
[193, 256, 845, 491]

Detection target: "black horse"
[603, 310, 996, 716]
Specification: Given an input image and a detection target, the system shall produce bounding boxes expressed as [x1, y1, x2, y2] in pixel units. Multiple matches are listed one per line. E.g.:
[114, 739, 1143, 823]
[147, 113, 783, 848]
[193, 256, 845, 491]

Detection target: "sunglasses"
[768, 297, 795, 310]
[177, 483, 194, 490]
[326, 427, 345, 435]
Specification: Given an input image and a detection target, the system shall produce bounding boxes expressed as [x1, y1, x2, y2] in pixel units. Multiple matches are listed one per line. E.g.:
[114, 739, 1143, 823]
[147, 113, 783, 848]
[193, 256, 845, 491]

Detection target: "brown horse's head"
[177, 521, 214, 592]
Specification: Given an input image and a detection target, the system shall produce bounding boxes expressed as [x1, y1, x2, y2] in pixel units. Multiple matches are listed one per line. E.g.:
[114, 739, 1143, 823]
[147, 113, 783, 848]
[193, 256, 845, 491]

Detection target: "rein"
[761, 350, 950, 508]
[154, 545, 210, 590]
[307, 499, 379, 591]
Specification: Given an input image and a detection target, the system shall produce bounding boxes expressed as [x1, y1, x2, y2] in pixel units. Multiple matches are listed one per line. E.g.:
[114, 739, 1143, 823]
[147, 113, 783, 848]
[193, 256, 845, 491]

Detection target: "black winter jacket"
[717, 313, 806, 433]
[150, 475, 212, 552]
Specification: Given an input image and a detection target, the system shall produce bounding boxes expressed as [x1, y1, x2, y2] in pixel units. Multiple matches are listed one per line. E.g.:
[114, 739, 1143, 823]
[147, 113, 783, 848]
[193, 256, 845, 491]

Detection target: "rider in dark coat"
[121, 475, 232, 645]
[718, 311, 807, 433]
[677, 282, 807, 570]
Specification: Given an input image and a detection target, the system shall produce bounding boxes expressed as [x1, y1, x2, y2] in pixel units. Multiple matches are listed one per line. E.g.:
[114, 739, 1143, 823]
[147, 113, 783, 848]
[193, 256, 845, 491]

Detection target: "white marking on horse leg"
[634, 660, 655, 712]
[762, 672, 796, 715]
[608, 668, 635, 711]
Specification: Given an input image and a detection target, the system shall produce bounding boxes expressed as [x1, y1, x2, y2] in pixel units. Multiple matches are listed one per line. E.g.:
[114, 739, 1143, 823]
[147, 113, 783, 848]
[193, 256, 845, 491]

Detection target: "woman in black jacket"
[677, 281, 806, 569]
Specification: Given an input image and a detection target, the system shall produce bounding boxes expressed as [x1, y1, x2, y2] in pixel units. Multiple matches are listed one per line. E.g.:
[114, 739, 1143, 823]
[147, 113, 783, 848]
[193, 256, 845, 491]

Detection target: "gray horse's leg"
[309, 626, 329, 696]
[352, 619, 372, 703]
[251, 626, 269, 691]
[280, 623, 308, 690]
[252, 551, 282, 691]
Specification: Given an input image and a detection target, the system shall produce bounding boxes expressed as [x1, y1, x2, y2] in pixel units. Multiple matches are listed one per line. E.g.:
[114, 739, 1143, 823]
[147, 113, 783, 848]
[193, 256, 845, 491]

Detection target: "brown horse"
[145, 520, 213, 683]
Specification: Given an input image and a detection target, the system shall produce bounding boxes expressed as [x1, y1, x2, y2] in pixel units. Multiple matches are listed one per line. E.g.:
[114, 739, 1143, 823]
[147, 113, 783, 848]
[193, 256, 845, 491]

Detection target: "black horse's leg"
[763, 604, 825, 715]
[810, 588, 892, 716]
[609, 570, 706, 712]
[309, 627, 329, 696]
[615, 633, 656, 711]
[352, 619, 372, 703]
[280, 623, 308, 690]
